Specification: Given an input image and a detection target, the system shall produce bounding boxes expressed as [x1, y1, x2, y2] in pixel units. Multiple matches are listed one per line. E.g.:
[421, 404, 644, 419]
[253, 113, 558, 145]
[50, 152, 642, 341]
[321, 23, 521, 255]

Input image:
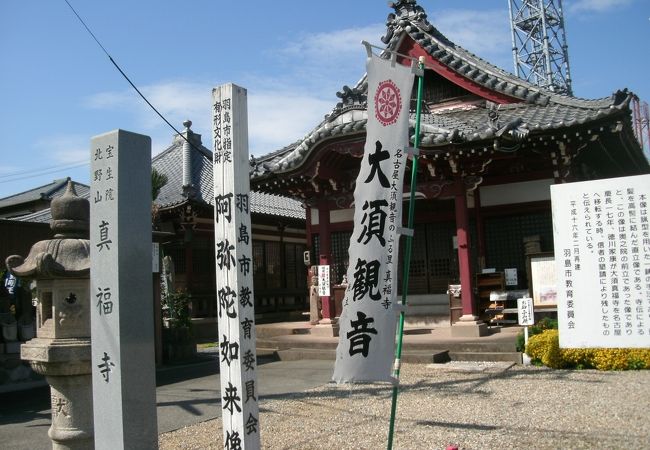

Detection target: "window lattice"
[253, 240, 266, 289]
[265, 241, 281, 289]
[485, 212, 552, 288]
[331, 231, 352, 284]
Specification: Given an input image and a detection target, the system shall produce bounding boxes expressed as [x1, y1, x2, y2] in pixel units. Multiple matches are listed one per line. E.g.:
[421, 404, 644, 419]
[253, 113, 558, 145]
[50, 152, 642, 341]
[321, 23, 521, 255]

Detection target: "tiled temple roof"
[250, 0, 642, 177]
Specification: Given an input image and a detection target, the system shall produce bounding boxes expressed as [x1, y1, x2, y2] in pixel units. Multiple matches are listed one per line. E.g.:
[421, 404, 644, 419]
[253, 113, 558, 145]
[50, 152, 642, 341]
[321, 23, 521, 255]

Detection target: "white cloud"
[80, 13, 516, 160]
[85, 79, 334, 156]
[568, 0, 633, 13]
[34, 135, 88, 165]
[248, 91, 332, 156]
[86, 80, 213, 131]
[280, 24, 385, 61]
[84, 91, 132, 109]
[435, 9, 512, 67]
[272, 24, 384, 94]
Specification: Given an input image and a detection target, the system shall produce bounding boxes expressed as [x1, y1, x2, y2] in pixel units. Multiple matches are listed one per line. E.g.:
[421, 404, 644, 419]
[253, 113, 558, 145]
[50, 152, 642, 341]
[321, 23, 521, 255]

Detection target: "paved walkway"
[0, 357, 334, 450]
[1, 322, 522, 449]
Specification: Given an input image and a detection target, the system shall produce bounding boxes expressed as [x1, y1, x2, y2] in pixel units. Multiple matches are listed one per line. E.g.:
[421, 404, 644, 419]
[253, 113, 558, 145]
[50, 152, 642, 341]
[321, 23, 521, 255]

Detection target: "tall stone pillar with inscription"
[9, 182, 94, 449]
[90, 130, 158, 449]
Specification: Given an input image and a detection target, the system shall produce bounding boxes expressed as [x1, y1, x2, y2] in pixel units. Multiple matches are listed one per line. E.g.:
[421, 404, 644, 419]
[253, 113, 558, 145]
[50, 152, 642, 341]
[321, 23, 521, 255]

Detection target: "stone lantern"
[7, 181, 93, 449]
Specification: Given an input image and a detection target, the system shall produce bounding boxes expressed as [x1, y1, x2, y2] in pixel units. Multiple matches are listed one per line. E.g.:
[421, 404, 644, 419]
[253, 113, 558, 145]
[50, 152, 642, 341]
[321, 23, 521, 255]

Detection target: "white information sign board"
[551, 174, 650, 348]
[213, 84, 260, 449]
[505, 268, 518, 286]
[332, 54, 414, 383]
[517, 297, 535, 326]
[318, 265, 330, 297]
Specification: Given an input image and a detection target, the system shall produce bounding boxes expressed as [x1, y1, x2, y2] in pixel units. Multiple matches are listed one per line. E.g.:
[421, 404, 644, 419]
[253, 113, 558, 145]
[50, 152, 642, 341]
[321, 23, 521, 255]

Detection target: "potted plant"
[161, 289, 196, 362]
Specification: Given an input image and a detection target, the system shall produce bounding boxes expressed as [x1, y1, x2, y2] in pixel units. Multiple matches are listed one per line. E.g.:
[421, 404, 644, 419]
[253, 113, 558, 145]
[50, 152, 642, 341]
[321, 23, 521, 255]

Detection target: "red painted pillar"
[317, 203, 331, 261]
[474, 188, 486, 271]
[454, 178, 477, 318]
[317, 204, 334, 321]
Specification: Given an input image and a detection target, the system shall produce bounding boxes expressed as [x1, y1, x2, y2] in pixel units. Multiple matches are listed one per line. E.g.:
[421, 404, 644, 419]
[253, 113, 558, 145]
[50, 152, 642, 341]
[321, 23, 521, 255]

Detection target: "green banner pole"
[387, 55, 425, 450]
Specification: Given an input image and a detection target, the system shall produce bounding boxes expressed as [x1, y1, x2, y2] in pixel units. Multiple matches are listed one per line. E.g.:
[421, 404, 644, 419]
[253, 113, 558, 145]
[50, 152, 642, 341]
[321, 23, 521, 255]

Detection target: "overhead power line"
[62, 0, 203, 153]
[0, 160, 88, 181]
[0, 161, 89, 185]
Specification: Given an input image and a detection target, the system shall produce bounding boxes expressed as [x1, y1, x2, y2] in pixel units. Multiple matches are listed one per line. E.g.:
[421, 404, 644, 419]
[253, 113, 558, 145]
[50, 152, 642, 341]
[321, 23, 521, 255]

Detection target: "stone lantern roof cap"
[50, 180, 90, 238]
[7, 181, 90, 279]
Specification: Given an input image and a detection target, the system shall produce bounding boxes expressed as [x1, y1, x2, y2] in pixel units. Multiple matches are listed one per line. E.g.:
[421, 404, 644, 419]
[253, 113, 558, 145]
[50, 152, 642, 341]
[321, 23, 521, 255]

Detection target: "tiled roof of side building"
[0, 177, 90, 208]
[12, 124, 304, 224]
[152, 125, 305, 220]
[11, 208, 53, 223]
[152, 130, 213, 207]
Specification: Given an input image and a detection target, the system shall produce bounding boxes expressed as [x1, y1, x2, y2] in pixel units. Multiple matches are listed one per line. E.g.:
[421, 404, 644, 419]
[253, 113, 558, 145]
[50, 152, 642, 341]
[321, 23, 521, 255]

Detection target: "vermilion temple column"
[312, 203, 338, 337]
[317, 204, 335, 321]
[451, 177, 488, 337]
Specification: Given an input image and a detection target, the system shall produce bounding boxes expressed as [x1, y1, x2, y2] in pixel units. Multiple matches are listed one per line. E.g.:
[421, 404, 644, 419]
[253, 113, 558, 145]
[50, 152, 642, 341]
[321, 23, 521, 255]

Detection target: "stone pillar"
[451, 178, 487, 337]
[308, 267, 320, 325]
[90, 129, 157, 449]
[9, 182, 94, 449]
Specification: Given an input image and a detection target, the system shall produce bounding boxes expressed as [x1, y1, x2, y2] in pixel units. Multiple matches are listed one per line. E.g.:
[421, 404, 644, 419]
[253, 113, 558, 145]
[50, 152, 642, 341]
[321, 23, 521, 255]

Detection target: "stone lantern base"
[22, 337, 93, 450]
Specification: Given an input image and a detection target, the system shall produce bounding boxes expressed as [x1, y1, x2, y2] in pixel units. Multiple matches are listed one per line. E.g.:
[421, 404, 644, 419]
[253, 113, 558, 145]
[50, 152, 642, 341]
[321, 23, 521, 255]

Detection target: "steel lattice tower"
[508, 0, 573, 95]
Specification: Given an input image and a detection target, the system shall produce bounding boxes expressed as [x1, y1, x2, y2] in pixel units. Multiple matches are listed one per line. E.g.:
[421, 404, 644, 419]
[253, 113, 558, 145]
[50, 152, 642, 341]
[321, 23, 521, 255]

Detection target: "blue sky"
[1, 0, 648, 199]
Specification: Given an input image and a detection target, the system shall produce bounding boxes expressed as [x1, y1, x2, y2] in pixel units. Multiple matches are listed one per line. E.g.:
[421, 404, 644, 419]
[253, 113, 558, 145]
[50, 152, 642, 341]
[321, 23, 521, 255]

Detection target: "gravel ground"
[159, 362, 650, 449]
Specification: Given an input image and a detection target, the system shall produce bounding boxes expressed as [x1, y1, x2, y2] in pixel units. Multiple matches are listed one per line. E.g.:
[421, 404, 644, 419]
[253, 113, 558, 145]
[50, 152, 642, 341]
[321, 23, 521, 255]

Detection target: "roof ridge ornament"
[181, 119, 197, 200]
[382, 0, 433, 44]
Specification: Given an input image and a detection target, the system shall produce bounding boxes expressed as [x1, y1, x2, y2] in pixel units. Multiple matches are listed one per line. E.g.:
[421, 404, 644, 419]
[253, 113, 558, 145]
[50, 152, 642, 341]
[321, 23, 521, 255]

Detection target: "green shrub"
[162, 290, 192, 329]
[525, 329, 650, 370]
[526, 329, 565, 368]
[516, 317, 559, 351]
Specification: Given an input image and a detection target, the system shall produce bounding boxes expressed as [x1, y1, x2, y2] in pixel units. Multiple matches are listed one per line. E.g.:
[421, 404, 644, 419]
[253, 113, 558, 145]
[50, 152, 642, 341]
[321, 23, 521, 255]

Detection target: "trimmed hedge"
[525, 329, 650, 370]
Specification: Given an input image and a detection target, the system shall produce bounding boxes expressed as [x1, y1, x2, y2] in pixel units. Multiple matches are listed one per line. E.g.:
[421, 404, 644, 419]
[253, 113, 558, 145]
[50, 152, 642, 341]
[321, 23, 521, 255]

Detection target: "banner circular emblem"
[374, 79, 402, 127]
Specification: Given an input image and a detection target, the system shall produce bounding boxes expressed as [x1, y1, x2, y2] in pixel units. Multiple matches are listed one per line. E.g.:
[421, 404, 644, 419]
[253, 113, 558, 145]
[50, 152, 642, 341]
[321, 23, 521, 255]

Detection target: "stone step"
[257, 337, 516, 353]
[276, 348, 334, 362]
[256, 338, 335, 351]
[448, 351, 522, 363]
[255, 323, 312, 338]
[274, 347, 450, 364]
[256, 347, 280, 358]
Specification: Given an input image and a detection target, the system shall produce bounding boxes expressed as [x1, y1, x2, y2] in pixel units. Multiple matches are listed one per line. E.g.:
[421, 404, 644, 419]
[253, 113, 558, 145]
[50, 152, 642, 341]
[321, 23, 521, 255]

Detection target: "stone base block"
[450, 320, 488, 338]
[310, 322, 339, 337]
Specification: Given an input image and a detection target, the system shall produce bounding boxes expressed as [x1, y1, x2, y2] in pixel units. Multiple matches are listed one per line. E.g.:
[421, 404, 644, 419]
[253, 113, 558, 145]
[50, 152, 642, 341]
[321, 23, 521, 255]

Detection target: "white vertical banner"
[213, 84, 261, 449]
[551, 174, 650, 348]
[333, 55, 415, 383]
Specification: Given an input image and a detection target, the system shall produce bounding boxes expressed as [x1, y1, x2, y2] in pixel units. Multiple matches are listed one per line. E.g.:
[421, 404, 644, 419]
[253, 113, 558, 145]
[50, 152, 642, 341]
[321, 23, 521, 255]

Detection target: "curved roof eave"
[250, 0, 636, 180]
